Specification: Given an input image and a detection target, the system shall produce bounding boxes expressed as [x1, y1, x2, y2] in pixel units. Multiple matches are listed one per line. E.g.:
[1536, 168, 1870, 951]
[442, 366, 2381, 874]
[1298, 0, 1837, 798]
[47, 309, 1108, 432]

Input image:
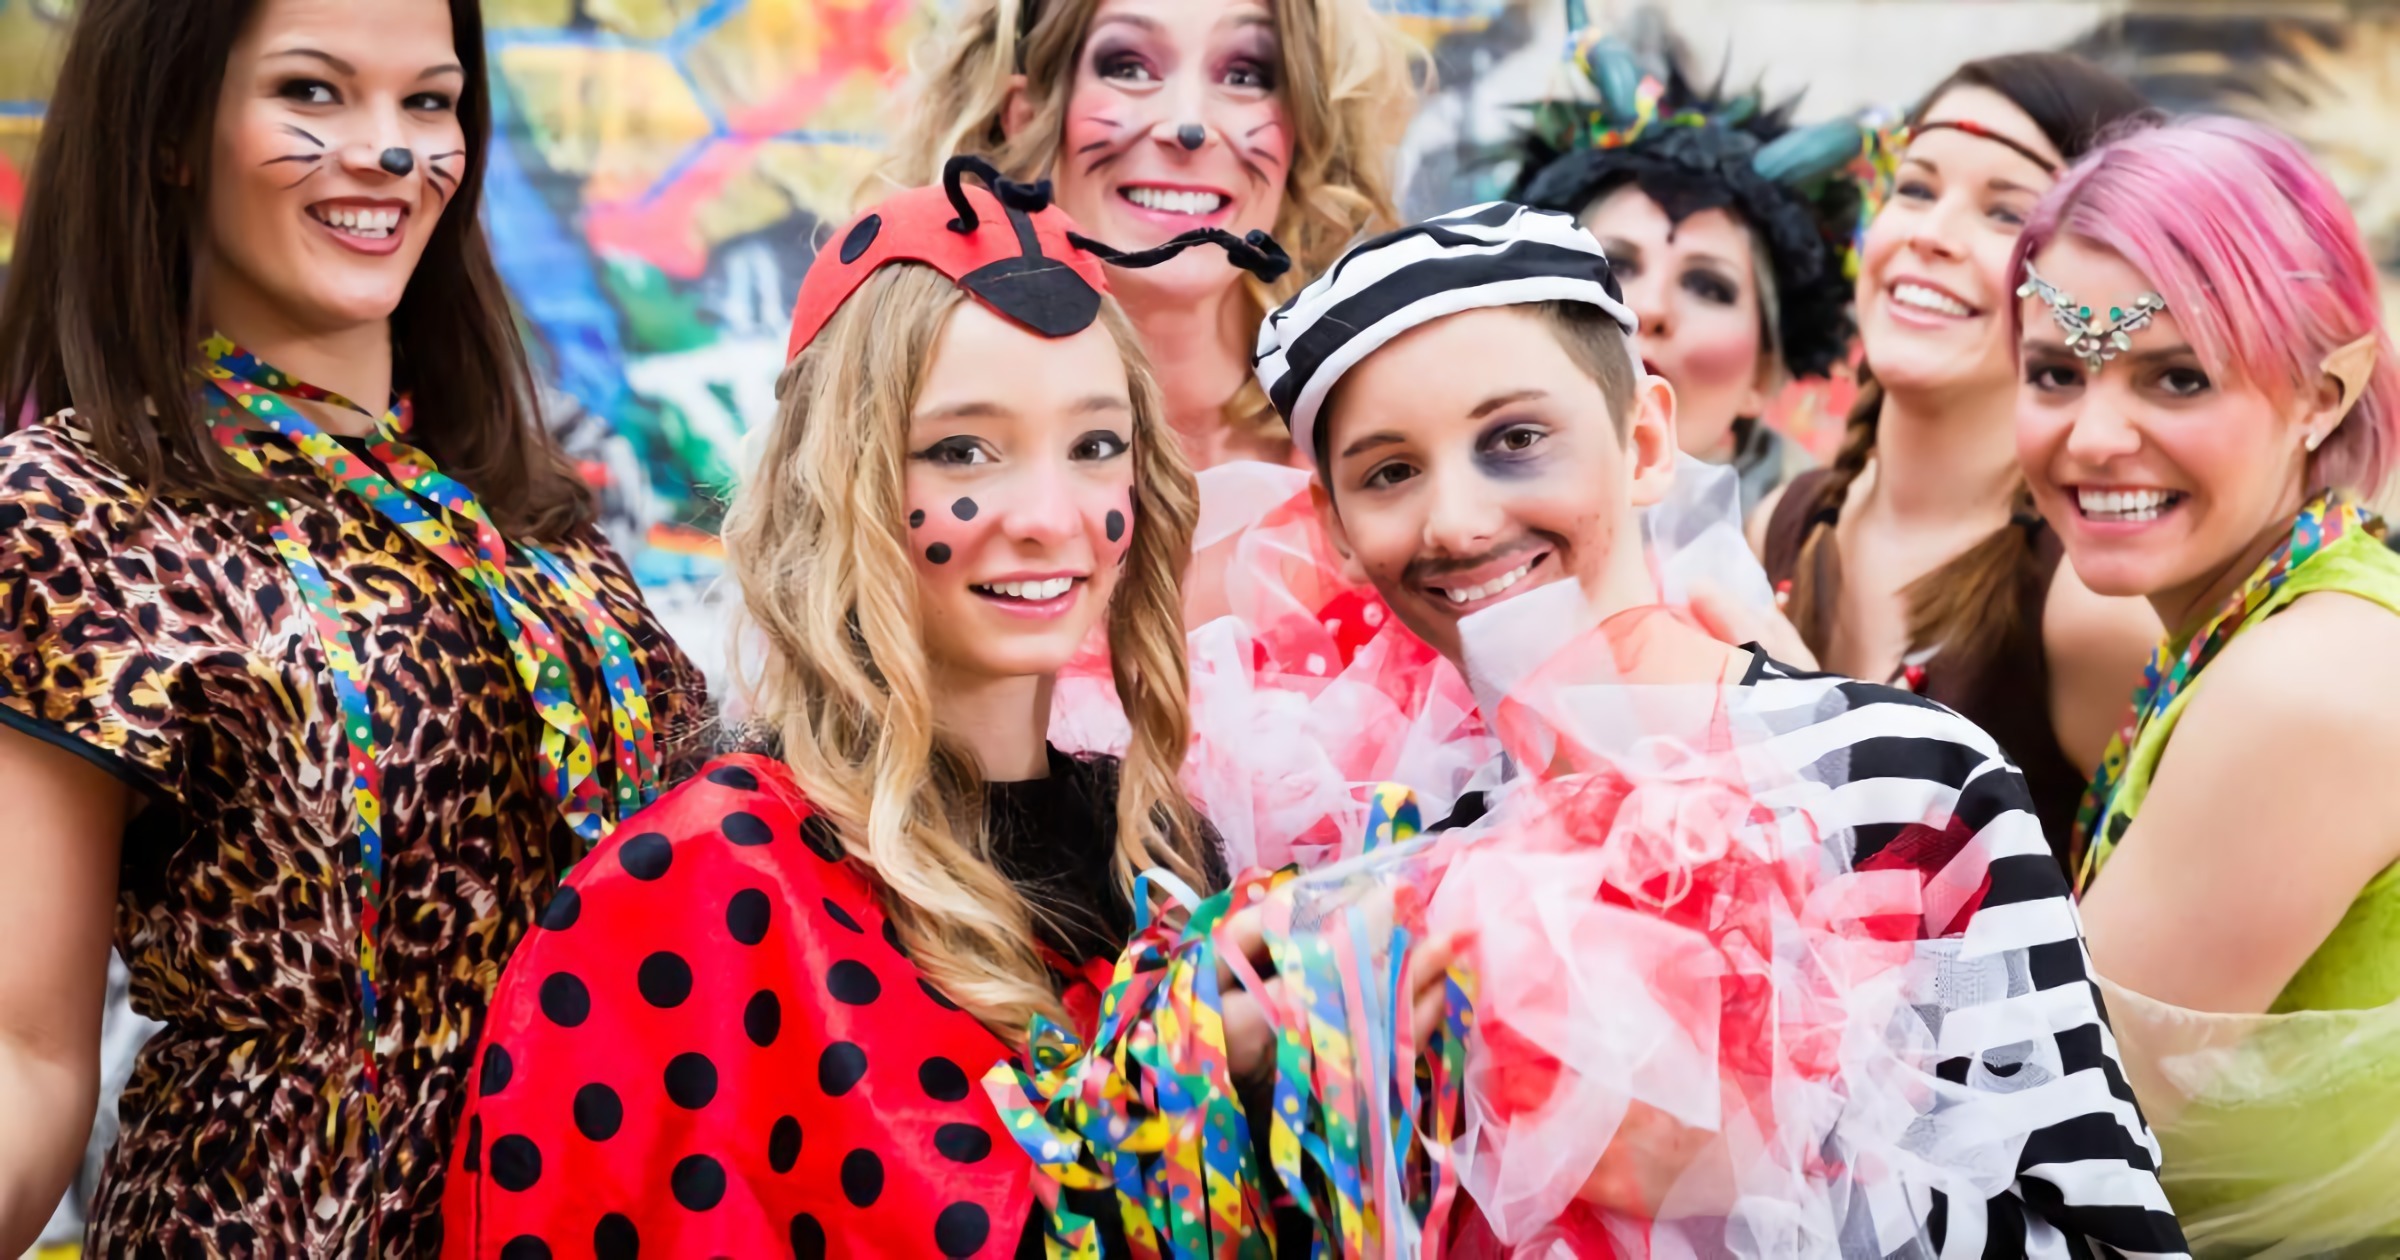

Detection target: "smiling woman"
[881, 0, 1418, 469]
[2015, 116, 2400, 1255]
[0, 0, 705, 1253]
[1759, 53, 2163, 870]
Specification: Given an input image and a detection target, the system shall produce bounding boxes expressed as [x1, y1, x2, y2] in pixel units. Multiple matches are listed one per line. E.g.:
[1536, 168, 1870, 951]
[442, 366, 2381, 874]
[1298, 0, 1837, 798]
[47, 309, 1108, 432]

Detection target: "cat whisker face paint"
[208, 0, 468, 332]
[1048, 0, 1292, 304]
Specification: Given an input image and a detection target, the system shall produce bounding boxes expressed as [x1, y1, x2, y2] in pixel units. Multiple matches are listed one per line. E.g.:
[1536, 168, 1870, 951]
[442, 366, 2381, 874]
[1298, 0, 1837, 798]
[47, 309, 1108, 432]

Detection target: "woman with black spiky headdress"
[1501, 19, 1888, 519]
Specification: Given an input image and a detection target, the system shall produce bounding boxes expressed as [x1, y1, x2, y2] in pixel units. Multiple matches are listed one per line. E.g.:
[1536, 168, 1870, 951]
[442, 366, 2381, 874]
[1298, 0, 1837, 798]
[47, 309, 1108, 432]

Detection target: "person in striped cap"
[1243, 200, 2189, 1256]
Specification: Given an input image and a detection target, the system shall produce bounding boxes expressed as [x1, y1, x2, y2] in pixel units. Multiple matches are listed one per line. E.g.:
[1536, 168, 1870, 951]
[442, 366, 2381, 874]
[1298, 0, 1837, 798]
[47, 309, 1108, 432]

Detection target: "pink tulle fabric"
[1421, 615, 1933, 1256]
[1052, 461, 1493, 870]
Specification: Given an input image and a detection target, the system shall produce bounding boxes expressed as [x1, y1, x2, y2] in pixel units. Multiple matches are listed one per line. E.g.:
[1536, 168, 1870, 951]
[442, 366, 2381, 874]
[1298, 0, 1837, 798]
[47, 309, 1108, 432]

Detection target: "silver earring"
[2306, 429, 2326, 453]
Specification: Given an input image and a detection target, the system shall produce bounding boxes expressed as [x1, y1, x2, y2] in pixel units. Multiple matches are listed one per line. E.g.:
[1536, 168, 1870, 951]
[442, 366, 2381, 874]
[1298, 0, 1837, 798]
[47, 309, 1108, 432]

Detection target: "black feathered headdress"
[1503, 18, 1897, 380]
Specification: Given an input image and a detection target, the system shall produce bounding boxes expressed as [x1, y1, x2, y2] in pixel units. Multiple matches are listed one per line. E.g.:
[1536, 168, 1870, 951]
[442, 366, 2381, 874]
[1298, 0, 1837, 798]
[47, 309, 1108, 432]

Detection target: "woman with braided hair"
[1757, 54, 2164, 869]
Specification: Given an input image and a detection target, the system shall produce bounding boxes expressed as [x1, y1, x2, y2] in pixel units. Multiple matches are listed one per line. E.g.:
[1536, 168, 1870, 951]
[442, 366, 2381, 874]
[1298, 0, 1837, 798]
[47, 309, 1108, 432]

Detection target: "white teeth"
[1436, 560, 1533, 606]
[1893, 282, 1971, 318]
[977, 578, 1075, 601]
[1125, 187, 1227, 216]
[2077, 487, 2176, 521]
[314, 207, 399, 239]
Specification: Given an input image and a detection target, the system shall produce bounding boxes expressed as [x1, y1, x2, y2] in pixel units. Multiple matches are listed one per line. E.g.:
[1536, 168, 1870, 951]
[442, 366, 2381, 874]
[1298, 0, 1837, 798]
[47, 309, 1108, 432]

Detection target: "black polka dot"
[637, 951, 693, 1008]
[664, 1052, 718, 1109]
[500, 1237, 551, 1260]
[489, 1134, 542, 1192]
[826, 959, 882, 1005]
[721, 810, 773, 846]
[951, 496, 978, 521]
[919, 1055, 970, 1102]
[706, 764, 760, 791]
[883, 919, 910, 958]
[822, 897, 864, 932]
[768, 1115, 802, 1173]
[909, 509, 926, 529]
[920, 978, 962, 1011]
[539, 885, 581, 931]
[671, 1153, 726, 1211]
[800, 815, 845, 862]
[744, 989, 782, 1047]
[840, 1148, 885, 1207]
[925, 542, 952, 565]
[1106, 509, 1126, 542]
[934, 1122, 992, 1163]
[840, 213, 881, 263]
[574, 1083, 623, 1140]
[727, 889, 771, 945]
[619, 833, 672, 880]
[539, 973, 590, 1027]
[789, 1214, 827, 1260]
[593, 1213, 639, 1260]
[819, 1041, 868, 1096]
[463, 1115, 481, 1172]
[935, 1202, 992, 1257]
[480, 1043, 512, 1095]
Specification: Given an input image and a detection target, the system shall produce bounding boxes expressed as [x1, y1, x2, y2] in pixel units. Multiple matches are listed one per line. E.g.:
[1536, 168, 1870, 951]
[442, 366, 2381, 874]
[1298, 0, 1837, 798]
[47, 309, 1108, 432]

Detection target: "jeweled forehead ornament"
[2019, 260, 2167, 373]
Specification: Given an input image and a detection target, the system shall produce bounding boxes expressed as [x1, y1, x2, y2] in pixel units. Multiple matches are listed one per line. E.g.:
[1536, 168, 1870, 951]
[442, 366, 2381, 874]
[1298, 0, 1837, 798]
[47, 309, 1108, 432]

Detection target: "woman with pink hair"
[2014, 115, 2400, 1254]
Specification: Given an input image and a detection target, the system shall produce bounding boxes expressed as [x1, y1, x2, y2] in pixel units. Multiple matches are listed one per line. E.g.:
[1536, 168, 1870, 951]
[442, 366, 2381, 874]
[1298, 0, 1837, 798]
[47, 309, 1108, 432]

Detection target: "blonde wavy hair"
[726, 263, 1208, 1043]
[876, 0, 1422, 435]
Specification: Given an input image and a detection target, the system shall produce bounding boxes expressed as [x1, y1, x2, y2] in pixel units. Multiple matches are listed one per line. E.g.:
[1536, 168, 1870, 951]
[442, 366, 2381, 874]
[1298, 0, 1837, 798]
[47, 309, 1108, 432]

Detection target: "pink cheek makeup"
[907, 494, 987, 567]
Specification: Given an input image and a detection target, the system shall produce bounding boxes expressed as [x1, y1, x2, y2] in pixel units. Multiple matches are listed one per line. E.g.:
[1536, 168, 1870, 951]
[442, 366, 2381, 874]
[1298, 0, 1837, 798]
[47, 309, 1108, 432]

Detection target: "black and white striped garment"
[1438, 651, 2192, 1259]
[1253, 200, 1638, 466]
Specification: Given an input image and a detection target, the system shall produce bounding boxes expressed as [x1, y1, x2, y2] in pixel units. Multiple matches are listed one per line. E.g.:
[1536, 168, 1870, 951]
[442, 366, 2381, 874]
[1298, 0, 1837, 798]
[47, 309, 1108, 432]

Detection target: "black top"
[988, 745, 1140, 965]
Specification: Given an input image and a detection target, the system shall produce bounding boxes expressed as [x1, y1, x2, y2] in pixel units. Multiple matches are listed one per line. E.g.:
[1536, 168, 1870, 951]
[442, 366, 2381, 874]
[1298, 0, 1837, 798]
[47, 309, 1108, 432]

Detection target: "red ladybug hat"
[787, 156, 1290, 362]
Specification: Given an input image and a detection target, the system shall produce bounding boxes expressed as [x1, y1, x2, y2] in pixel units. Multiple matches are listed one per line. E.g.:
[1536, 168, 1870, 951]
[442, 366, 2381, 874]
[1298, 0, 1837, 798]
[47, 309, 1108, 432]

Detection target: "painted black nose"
[1176, 124, 1206, 151]
[378, 148, 415, 176]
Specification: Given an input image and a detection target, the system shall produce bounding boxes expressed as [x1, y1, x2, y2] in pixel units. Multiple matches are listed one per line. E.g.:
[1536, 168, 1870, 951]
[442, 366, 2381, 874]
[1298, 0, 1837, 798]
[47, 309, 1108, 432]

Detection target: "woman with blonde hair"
[881, 0, 1418, 469]
[443, 162, 1292, 1257]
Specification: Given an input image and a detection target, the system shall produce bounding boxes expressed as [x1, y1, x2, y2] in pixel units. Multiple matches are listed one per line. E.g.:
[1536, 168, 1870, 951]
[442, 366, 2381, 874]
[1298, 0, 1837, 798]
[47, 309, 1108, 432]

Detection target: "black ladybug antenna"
[1069, 227, 1293, 284]
[942, 154, 1056, 232]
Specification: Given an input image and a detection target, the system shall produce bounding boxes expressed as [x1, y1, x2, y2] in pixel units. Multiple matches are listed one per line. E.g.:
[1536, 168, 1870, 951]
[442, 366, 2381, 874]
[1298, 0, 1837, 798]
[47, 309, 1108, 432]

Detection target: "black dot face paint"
[926, 543, 952, 565]
[910, 510, 925, 529]
[951, 498, 978, 522]
[1105, 510, 1126, 543]
[378, 147, 416, 177]
[1178, 124, 1207, 151]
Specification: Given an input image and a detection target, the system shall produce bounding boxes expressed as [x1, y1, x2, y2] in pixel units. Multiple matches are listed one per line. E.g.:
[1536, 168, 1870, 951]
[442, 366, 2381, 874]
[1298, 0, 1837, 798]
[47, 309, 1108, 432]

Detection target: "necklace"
[2074, 492, 2358, 889]
[198, 334, 661, 1168]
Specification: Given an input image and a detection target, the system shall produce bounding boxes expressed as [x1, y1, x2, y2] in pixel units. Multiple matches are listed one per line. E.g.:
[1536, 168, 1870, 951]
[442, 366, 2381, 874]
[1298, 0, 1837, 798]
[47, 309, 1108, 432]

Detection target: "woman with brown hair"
[1756, 53, 2162, 867]
[880, 0, 1419, 470]
[0, 0, 703, 1252]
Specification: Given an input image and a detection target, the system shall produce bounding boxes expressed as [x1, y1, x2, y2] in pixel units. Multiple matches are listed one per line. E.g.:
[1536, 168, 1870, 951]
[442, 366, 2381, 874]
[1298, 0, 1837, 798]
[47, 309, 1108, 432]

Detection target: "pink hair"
[2011, 115, 2400, 495]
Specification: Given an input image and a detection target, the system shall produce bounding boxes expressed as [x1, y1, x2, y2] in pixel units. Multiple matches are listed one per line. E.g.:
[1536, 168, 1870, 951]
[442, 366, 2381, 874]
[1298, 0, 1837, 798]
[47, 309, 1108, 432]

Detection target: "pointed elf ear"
[2322, 332, 2379, 422]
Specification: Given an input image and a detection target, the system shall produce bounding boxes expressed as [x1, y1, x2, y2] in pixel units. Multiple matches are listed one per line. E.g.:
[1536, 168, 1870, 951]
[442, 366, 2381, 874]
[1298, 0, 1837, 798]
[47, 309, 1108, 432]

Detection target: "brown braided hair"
[1784, 54, 2150, 671]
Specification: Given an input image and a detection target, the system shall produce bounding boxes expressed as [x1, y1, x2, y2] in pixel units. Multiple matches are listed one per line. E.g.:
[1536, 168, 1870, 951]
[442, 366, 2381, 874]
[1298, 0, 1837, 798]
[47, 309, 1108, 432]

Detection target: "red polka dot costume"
[442, 159, 1286, 1260]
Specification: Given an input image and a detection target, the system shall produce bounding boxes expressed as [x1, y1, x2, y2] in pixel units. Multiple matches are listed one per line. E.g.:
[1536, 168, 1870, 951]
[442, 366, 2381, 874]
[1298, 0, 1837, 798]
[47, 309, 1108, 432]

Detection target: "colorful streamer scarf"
[197, 335, 662, 1170]
[988, 784, 1473, 1258]
[2075, 492, 2361, 887]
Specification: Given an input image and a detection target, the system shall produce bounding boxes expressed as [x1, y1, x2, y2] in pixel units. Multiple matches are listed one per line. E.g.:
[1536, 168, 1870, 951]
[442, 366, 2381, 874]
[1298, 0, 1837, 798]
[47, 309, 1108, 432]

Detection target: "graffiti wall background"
[1, 0, 2394, 620]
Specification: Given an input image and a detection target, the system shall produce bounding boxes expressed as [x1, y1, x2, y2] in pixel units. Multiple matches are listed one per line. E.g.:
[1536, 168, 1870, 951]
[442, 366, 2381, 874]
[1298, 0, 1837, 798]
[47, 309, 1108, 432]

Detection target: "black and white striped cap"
[1254, 201, 1638, 467]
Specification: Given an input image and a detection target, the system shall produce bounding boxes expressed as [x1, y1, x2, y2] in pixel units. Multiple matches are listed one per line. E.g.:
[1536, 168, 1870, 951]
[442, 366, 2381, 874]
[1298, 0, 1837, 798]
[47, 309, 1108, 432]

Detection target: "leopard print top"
[0, 421, 710, 1256]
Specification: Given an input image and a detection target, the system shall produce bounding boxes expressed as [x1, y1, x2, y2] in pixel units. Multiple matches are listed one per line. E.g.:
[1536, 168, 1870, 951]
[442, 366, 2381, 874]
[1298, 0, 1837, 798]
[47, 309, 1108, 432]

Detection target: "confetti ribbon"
[988, 785, 1471, 1258]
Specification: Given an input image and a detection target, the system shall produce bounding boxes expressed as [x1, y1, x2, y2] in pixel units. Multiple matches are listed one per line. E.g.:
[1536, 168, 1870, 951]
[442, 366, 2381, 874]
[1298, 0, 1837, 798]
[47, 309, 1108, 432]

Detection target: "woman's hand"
[1214, 898, 1278, 1089]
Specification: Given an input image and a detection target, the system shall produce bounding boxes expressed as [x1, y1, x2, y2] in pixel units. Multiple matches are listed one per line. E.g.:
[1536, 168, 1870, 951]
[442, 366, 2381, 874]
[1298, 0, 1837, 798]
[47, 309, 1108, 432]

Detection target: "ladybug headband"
[786, 155, 1292, 361]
